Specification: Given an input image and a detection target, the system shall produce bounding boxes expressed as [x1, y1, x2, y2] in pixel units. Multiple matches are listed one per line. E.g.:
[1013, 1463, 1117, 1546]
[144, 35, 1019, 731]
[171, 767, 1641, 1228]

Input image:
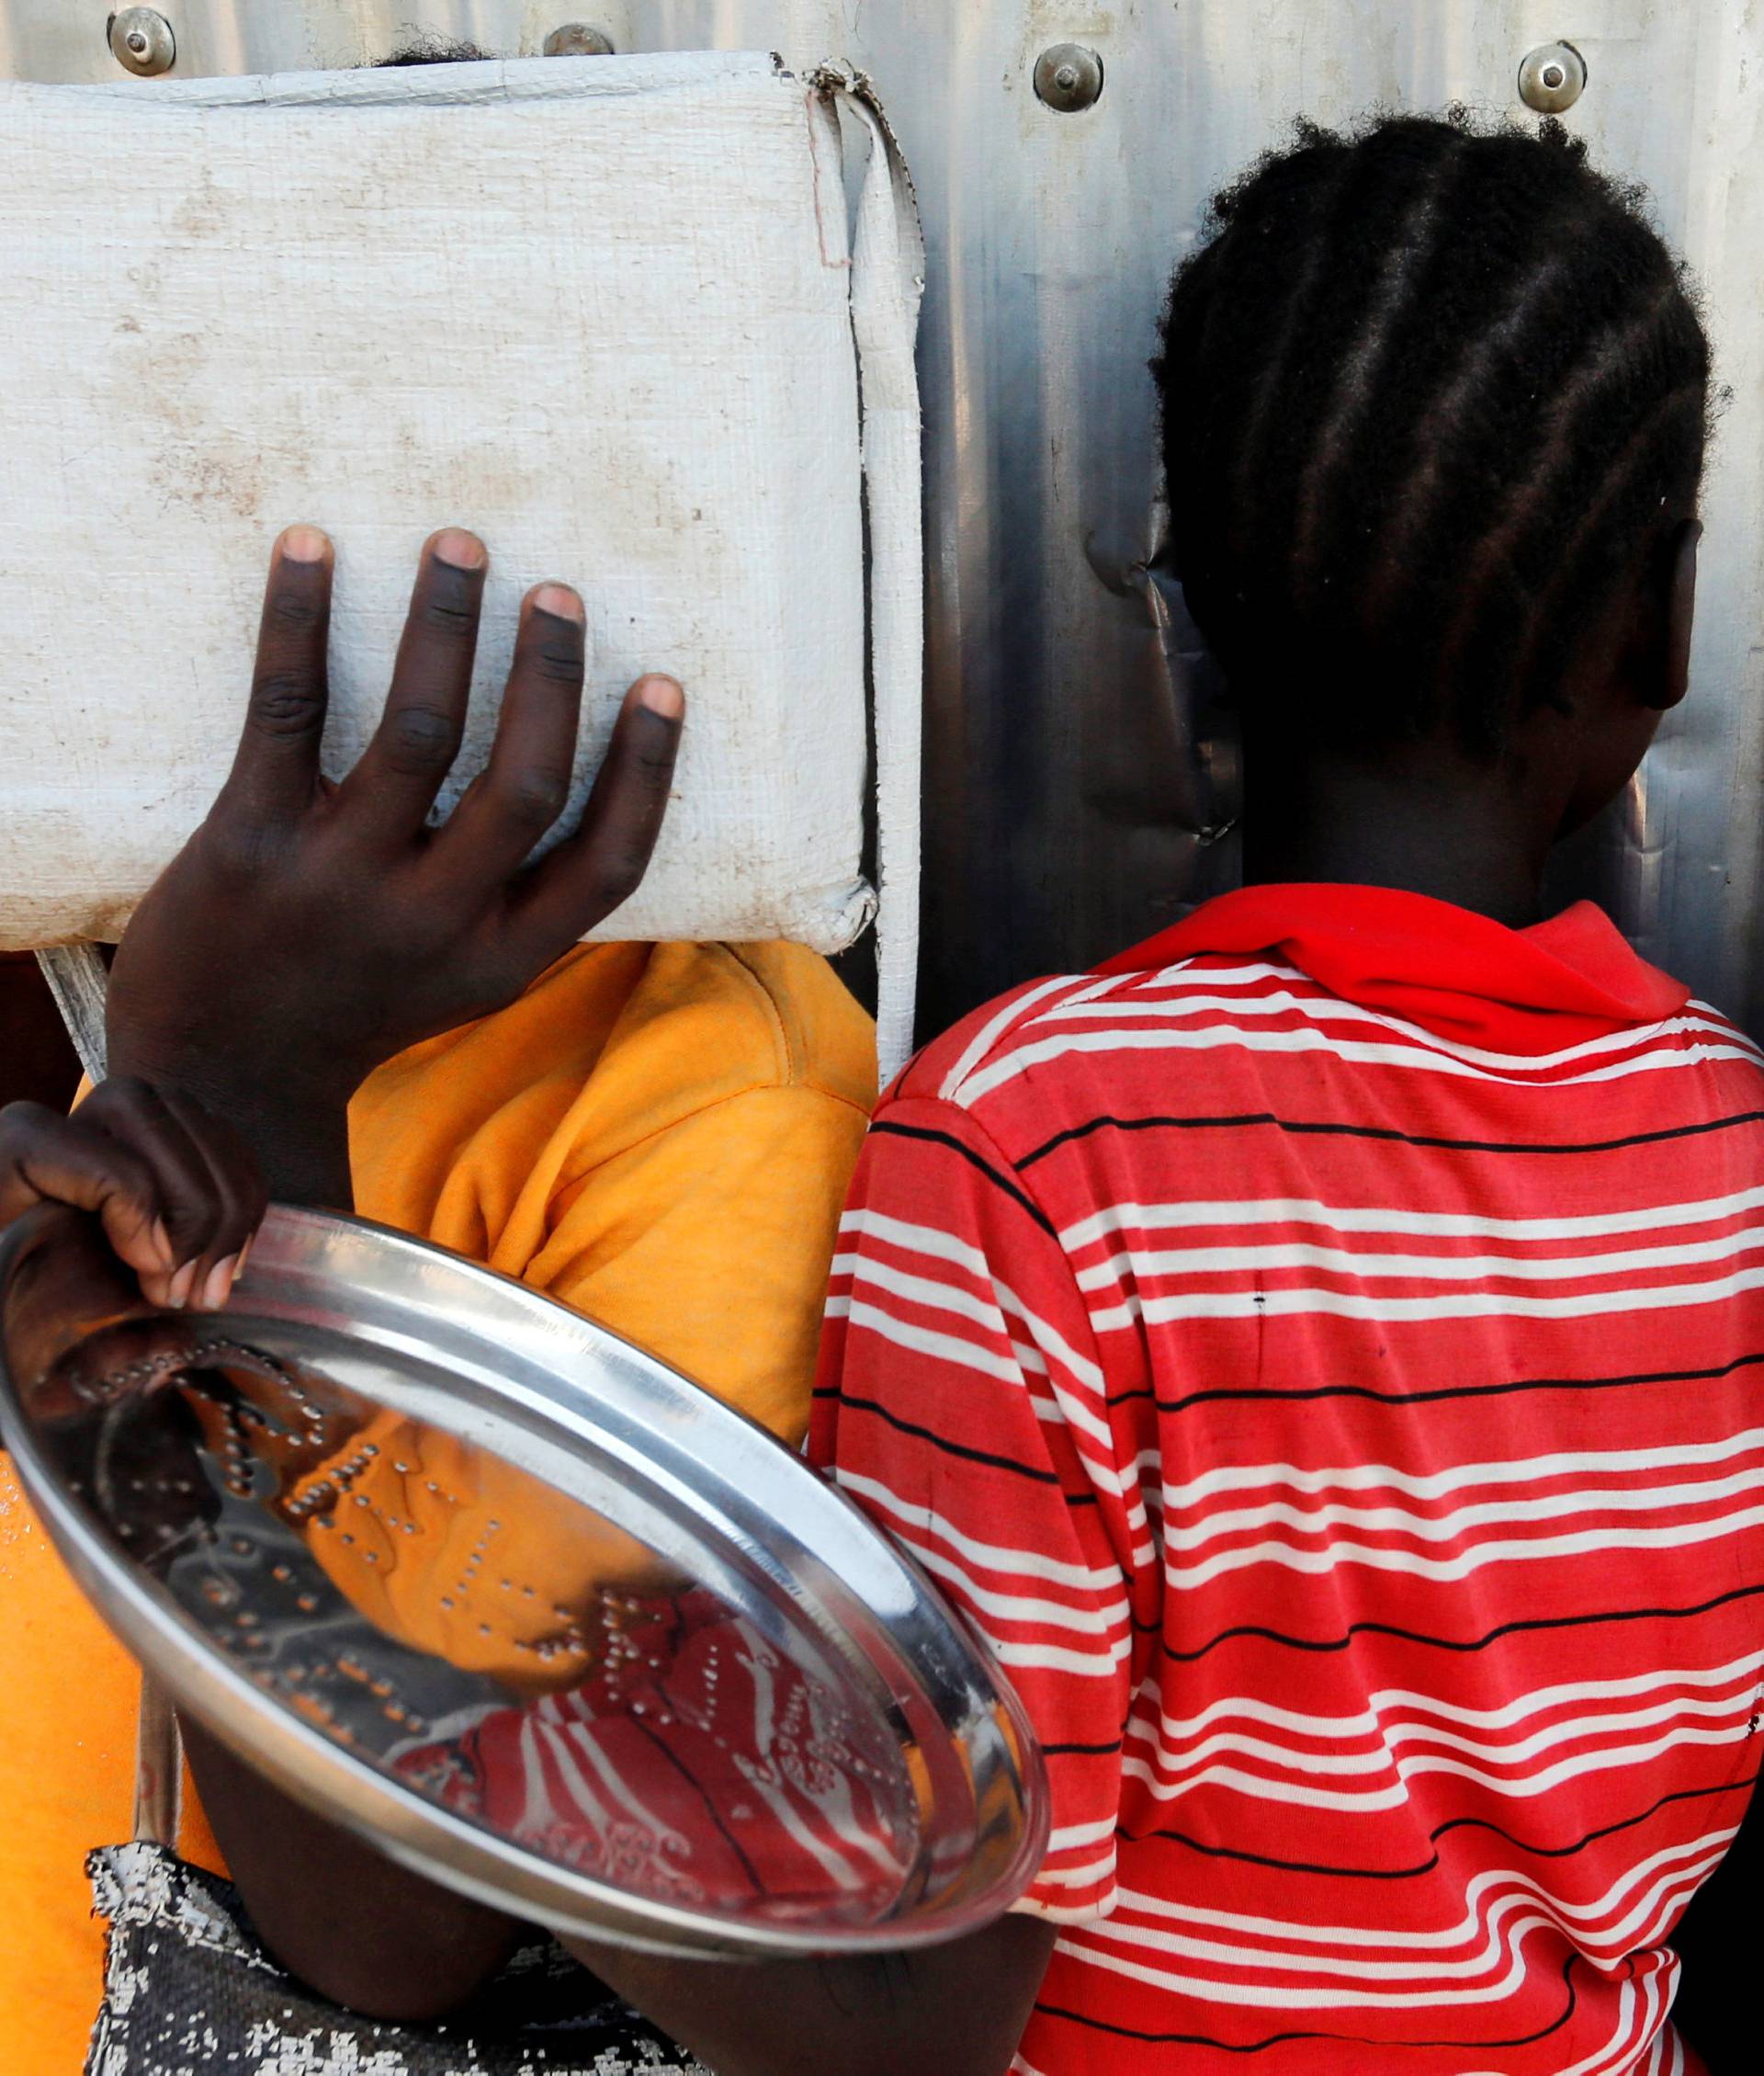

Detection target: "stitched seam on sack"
[805, 84, 854, 270]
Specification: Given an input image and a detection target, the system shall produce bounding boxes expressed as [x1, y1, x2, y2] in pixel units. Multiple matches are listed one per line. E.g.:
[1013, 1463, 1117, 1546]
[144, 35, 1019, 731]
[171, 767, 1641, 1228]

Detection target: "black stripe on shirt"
[1118, 1770, 1759, 1882]
[1164, 1578, 1764, 1664]
[869, 1118, 1057, 1235]
[819, 1396, 1102, 1507]
[1031, 1956, 1577, 2054]
[1141, 1346, 1764, 1423]
[1018, 1106, 1764, 1170]
[828, 1391, 1063, 1485]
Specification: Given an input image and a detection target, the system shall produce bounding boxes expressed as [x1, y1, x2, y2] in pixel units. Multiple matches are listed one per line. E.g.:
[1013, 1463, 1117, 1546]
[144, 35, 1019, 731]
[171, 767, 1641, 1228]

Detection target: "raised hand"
[107, 528, 684, 1198]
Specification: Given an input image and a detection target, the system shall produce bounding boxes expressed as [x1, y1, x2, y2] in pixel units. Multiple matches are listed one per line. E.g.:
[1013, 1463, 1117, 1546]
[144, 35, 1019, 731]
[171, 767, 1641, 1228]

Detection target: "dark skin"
[106, 526, 686, 1205]
[0, 511, 1717, 2070]
[0, 1076, 263, 1309]
[1241, 517, 1703, 921]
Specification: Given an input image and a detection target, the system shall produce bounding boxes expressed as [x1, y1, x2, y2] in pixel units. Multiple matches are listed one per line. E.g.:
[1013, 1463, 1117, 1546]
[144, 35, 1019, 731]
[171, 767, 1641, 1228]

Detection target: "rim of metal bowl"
[0, 1201, 1050, 1957]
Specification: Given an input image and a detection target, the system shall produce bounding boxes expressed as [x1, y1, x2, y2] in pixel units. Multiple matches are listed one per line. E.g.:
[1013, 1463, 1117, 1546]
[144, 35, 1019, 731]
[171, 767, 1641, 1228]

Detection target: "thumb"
[0, 1106, 177, 1285]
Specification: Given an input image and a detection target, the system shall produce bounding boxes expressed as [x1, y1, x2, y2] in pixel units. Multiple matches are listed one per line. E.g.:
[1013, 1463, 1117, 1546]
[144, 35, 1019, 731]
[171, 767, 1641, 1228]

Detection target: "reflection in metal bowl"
[0, 1204, 1047, 1957]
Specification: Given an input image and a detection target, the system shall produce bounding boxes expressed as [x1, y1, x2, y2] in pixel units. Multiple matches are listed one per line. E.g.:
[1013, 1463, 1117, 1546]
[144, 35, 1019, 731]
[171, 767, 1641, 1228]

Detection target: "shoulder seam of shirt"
[847, 1090, 1133, 1531]
[928, 972, 1113, 1109]
[714, 938, 797, 1079]
[716, 942, 804, 1083]
[874, 1090, 1093, 1276]
[716, 942, 876, 1113]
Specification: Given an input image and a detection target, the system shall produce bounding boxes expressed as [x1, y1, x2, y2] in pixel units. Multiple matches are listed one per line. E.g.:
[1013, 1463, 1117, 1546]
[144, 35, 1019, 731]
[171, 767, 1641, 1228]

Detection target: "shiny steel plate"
[0, 1203, 1047, 1957]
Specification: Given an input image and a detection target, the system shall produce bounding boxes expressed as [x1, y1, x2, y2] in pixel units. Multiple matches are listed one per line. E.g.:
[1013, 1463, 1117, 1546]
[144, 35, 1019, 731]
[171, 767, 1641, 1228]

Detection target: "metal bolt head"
[544, 24, 616, 58]
[1034, 42, 1104, 114]
[108, 7, 176, 77]
[1518, 40, 1588, 115]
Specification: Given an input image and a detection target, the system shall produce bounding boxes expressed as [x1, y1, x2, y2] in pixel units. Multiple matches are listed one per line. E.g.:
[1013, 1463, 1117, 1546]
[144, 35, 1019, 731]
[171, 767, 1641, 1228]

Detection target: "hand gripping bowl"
[0, 1204, 1047, 1957]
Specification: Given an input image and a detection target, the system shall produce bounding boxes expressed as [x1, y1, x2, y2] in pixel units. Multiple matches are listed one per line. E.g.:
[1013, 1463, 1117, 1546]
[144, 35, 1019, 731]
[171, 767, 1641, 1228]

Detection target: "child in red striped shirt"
[802, 113, 1756, 2076]
[4, 107, 1752, 2076]
[521, 109, 1752, 2076]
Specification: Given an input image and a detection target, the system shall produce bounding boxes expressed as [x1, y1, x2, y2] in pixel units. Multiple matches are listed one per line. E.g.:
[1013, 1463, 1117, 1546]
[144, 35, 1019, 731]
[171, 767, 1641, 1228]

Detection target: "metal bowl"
[0, 1202, 1046, 1957]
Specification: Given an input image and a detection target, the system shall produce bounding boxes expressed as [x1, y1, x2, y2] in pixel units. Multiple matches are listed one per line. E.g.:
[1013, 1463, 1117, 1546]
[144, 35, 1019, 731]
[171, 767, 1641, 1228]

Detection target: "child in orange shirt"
[0, 528, 875, 2071]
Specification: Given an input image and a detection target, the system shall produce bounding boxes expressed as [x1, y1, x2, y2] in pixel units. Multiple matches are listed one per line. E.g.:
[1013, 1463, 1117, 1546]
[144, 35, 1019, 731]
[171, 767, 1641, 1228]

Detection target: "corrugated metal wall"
[12, 2, 1762, 1035]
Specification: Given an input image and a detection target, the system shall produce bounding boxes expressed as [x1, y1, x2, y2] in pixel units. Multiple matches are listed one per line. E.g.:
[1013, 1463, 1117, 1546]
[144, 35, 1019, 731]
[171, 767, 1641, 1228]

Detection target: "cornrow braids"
[375, 37, 494, 68]
[1155, 111, 1713, 754]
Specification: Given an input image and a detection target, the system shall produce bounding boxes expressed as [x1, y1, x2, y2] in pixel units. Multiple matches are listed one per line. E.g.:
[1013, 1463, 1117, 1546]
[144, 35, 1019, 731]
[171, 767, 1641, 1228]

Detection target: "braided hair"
[377, 37, 494, 68]
[1155, 112, 1713, 754]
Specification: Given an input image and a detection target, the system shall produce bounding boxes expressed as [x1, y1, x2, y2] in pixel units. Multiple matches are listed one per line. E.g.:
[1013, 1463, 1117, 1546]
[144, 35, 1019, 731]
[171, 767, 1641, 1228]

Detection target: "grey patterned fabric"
[85, 1842, 710, 2075]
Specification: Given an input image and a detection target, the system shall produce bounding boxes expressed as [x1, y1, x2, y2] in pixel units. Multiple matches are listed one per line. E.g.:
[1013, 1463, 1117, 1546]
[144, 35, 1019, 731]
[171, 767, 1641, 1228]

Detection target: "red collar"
[1095, 884, 1690, 1057]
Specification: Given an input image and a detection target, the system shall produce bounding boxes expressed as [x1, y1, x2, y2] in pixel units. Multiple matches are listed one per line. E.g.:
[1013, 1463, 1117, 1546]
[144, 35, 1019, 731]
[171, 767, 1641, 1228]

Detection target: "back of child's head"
[1155, 112, 1712, 754]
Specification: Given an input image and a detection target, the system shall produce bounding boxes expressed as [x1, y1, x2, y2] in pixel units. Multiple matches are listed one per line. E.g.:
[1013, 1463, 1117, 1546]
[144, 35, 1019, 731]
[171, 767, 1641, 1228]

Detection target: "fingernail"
[635, 674, 684, 720]
[202, 1256, 240, 1312]
[531, 582, 584, 623]
[166, 1261, 198, 1310]
[149, 1219, 176, 1273]
[281, 526, 329, 563]
[434, 528, 487, 571]
[236, 1234, 254, 1280]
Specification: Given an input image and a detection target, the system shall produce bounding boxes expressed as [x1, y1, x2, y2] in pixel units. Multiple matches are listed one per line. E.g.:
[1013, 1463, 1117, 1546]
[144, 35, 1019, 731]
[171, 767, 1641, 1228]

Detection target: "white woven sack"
[0, 52, 924, 1068]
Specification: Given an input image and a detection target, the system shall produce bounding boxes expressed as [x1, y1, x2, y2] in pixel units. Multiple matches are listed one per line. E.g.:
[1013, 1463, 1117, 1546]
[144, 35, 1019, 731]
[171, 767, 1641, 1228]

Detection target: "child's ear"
[1644, 517, 1702, 714]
